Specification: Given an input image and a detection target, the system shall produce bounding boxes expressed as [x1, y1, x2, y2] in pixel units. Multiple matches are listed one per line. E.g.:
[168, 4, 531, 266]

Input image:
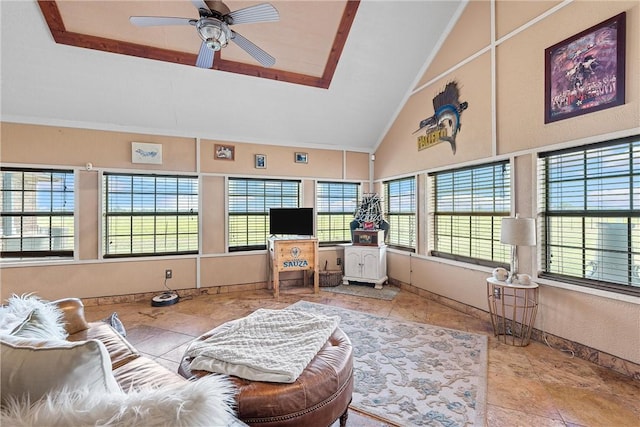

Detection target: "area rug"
[321, 283, 399, 301]
[288, 301, 487, 427]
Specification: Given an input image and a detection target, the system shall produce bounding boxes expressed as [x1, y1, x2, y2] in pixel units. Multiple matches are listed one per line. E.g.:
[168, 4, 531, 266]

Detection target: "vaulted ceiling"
[1, 1, 465, 152]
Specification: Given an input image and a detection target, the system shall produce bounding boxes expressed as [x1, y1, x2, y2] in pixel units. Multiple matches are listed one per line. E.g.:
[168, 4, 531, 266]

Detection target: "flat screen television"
[269, 208, 314, 236]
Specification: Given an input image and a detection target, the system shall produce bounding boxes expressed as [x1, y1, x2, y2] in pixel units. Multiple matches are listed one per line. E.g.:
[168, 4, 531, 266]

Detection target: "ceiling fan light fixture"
[196, 18, 230, 51]
[205, 39, 222, 50]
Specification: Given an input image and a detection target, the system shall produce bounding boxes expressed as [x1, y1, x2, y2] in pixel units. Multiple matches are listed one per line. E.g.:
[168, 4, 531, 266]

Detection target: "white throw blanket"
[186, 308, 340, 383]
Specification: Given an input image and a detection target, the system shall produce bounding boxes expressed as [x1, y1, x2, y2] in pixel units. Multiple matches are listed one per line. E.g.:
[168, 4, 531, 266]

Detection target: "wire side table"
[486, 277, 539, 346]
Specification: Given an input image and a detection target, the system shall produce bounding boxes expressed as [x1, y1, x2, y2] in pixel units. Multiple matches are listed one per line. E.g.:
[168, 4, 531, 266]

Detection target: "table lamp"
[500, 215, 536, 284]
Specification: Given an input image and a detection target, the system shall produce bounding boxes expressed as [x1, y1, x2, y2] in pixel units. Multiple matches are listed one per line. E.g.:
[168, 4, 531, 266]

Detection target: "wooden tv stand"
[268, 236, 319, 298]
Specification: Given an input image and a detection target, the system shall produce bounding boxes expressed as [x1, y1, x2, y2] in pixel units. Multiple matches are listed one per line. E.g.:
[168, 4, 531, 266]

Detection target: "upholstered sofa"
[0, 296, 241, 426]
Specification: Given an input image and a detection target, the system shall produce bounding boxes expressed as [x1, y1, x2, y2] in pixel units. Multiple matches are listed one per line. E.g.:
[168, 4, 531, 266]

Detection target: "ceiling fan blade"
[191, 0, 211, 14]
[130, 16, 195, 27]
[226, 3, 279, 25]
[195, 41, 215, 69]
[230, 30, 275, 68]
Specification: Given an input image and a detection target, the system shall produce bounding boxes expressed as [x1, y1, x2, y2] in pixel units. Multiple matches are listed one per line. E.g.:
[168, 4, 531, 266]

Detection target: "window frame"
[429, 161, 511, 268]
[1, 167, 75, 258]
[383, 176, 416, 251]
[228, 178, 301, 252]
[102, 172, 199, 258]
[538, 135, 640, 297]
[316, 181, 360, 245]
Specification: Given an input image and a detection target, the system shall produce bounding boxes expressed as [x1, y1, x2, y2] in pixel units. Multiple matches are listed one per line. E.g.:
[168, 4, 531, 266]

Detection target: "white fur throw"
[0, 294, 67, 340]
[1, 375, 239, 427]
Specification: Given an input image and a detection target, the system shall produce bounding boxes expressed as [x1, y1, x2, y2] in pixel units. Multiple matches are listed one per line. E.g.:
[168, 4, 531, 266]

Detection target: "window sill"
[1, 257, 76, 268]
[534, 277, 640, 305]
[386, 249, 496, 274]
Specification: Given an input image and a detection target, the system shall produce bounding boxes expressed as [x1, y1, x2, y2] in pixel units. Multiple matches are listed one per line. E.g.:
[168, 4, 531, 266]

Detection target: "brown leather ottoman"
[179, 326, 353, 427]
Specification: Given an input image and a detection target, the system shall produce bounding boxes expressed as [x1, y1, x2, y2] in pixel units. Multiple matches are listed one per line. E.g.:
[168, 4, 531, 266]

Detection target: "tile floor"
[83, 286, 640, 427]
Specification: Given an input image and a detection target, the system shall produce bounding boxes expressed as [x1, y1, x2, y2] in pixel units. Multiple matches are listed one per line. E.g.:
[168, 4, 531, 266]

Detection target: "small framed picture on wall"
[295, 152, 308, 163]
[215, 144, 235, 161]
[255, 154, 267, 169]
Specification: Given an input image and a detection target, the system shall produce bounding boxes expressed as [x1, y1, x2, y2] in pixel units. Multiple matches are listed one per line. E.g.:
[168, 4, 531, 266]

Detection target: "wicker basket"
[319, 270, 343, 287]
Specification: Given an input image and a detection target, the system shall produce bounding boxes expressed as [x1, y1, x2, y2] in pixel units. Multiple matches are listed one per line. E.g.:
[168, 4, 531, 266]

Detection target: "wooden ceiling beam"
[36, 0, 360, 89]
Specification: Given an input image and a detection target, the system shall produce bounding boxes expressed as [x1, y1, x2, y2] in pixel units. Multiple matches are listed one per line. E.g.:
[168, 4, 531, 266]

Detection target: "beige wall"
[0, 122, 369, 301]
[375, 52, 493, 178]
[415, 0, 491, 88]
[495, 1, 562, 40]
[1, 123, 197, 172]
[496, 2, 639, 153]
[0, 258, 197, 301]
[375, 0, 640, 364]
[200, 139, 349, 179]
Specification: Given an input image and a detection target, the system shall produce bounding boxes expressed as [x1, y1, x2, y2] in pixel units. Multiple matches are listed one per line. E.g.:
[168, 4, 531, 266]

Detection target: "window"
[539, 136, 640, 296]
[103, 173, 198, 257]
[228, 178, 300, 251]
[430, 161, 511, 267]
[316, 182, 360, 244]
[1, 168, 74, 258]
[383, 176, 416, 249]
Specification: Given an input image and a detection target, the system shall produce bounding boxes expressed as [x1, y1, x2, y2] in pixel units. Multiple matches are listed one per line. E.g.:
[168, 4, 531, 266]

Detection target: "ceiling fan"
[130, 0, 279, 69]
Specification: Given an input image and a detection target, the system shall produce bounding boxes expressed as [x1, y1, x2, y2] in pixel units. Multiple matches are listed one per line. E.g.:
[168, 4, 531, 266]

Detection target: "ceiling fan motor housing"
[197, 17, 230, 51]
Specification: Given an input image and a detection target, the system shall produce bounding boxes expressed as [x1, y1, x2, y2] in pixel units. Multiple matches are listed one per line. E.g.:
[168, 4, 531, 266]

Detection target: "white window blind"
[539, 135, 640, 296]
[228, 178, 300, 251]
[103, 173, 198, 257]
[430, 161, 511, 266]
[1, 168, 75, 258]
[384, 176, 416, 249]
[317, 182, 360, 244]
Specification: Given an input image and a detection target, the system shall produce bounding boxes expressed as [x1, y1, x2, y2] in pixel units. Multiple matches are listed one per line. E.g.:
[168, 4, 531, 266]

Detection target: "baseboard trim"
[80, 282, 269, 307]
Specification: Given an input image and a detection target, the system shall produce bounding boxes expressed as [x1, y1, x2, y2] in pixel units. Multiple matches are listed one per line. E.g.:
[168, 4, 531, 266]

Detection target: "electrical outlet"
[337, 257, 341, 266]
[165, 269, 172, 279]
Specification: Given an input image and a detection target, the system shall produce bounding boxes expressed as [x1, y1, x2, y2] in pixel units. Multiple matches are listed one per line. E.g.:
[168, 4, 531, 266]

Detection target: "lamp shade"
[501, 216, 536, 246]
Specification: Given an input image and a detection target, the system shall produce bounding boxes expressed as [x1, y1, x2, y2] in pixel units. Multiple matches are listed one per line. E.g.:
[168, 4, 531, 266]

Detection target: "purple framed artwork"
[545, 12, 625, 124]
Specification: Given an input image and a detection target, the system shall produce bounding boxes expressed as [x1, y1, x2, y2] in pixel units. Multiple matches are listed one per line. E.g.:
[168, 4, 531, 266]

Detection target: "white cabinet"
[342, 244, 388, 288]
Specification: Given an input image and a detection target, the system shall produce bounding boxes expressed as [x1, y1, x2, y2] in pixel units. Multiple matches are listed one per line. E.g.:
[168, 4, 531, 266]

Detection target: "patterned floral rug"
[288, 301, 487, 427]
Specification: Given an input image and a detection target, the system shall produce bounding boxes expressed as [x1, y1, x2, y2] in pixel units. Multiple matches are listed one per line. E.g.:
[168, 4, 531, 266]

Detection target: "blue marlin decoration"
[414, 81, 468, 154]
